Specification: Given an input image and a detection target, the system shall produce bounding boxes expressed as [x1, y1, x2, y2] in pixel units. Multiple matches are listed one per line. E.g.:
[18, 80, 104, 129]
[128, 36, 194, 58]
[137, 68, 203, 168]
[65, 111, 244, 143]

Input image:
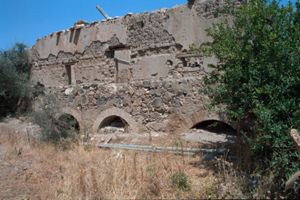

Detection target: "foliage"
[31, 95, 80, 148]
[171, 171, 190, 191]
[0, 43, 31, 117]
[198, 0, 300, 195]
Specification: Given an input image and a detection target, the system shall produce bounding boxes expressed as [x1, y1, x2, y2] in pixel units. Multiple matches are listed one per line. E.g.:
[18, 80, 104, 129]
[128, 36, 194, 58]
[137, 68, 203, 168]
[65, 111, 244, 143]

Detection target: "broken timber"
[96, 5, 111, 20]
[285, 129, 300, 191]
[98, 143, 227, 156]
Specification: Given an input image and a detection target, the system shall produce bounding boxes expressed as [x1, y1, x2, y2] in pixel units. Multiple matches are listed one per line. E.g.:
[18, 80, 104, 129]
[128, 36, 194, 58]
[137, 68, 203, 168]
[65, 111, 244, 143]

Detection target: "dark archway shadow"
[98, 115, 129, 134]
[184, 119, 239, 163]
[187, 120, 251, 176]
[92, 107, 141, 134]
[192, 120, 237, 135]
[57, 114, 80, 138]
[184, 120, 237, 148]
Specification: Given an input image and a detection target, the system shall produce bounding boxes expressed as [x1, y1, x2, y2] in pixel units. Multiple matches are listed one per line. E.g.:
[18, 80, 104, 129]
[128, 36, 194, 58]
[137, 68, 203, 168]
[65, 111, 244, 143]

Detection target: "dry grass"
[0, 121, 254, 200]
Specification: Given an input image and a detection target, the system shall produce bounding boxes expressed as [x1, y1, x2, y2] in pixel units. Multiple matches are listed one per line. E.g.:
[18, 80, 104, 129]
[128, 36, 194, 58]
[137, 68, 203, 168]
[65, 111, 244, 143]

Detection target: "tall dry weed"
[0, 122, 256, 199]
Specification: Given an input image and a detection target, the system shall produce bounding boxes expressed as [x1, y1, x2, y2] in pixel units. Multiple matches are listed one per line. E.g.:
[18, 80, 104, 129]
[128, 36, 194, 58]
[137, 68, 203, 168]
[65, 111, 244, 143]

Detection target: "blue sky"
[0, 0, 186, 50]
[0, 0, 296, 50]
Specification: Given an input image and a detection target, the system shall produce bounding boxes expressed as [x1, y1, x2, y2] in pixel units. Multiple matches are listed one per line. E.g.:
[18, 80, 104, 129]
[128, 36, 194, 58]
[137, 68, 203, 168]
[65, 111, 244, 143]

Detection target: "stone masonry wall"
[30, 0, 229, 136]
[45, 76, 213, 133]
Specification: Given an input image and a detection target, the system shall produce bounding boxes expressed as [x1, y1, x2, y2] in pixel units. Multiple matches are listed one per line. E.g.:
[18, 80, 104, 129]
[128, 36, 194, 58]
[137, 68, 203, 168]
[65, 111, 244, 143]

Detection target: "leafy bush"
[0, 43, 31, 117]
[31, 95, 79, 148]
[198, 0, 300, 195]
[171, 171, 190, 191]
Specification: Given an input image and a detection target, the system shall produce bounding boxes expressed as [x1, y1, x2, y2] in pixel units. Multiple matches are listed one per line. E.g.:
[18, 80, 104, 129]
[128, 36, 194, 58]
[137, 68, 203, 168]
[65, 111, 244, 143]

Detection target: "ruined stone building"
[30, 0, 233, 137]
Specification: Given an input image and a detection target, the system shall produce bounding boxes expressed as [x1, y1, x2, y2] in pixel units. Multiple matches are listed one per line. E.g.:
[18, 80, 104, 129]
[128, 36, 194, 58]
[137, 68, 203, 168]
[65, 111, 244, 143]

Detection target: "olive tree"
[0, 43, 31, 117]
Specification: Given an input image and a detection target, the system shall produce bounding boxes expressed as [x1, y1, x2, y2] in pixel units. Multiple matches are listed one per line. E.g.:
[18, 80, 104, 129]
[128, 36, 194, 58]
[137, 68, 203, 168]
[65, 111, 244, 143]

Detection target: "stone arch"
[171, 109, 235, 134]
[188, 110, 221, 129]
[192, 119, 237, 135]
[99, 116, 129, 129]
[57, 114, 80, 136]
[182, 119, 237, 146]
[92, 107, 140, 134]
[56, 108, 84, 132]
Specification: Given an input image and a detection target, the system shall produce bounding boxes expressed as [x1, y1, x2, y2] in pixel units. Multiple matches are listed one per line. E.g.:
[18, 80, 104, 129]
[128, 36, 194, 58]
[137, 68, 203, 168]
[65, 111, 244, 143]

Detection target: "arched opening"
[182, 120, 236, 146]
[92, 108, 141, 134]
[98, 115, 129, 134]
[192, 120, 236, 135]
[57, 114, 80, 138]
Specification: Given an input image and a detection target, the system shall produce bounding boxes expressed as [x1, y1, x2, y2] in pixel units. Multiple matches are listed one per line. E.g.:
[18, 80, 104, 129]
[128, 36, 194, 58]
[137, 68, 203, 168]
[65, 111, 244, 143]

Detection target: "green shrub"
[0, 43, 31, 117]
[197, 0, 300, 196]
[171, 171, 190, 191]
[30, 95, 79, 147]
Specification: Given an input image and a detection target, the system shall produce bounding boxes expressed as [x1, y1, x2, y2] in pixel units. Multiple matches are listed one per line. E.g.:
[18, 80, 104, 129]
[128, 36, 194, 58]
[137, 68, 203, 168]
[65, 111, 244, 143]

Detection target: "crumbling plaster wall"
[34, 20, 127, 59]
[31, 0, 227, 134]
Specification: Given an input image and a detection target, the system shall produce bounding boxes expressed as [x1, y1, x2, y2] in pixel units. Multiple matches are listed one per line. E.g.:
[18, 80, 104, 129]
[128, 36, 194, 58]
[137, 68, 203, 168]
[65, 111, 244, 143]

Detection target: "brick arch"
[56, 108, 84, 131]
[92, 108, 140, 134]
